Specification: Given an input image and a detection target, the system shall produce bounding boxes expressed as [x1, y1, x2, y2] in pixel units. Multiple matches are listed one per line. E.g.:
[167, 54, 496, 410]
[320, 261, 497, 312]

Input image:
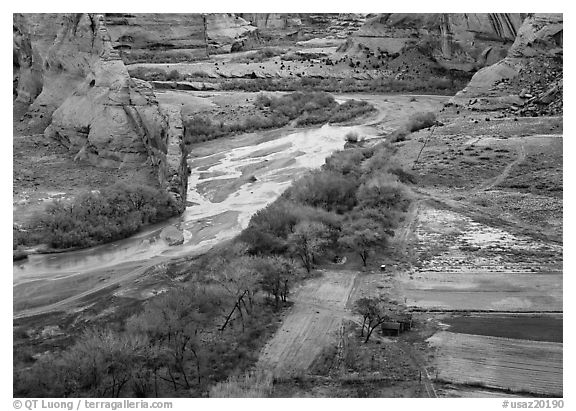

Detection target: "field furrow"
[428, 331, 562, 396]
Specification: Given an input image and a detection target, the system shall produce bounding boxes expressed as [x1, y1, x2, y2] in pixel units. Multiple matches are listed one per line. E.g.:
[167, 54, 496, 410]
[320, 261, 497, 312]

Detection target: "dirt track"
[256, 269, 357, 377]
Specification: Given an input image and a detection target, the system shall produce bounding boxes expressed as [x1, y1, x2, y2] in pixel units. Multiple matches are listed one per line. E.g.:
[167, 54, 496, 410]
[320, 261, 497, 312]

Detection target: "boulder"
[160, 225, 184, 246]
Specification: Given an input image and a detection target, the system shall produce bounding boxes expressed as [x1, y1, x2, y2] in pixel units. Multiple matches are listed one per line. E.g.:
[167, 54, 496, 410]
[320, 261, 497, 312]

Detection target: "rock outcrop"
[105, 13, 259, 63]
[450, 13, 562, 115]
[239, 13, 365, 41]
[13, 14, 61, 104]
[339, 13, 527, 72]
[13, 13, 189, 207]
[160, 225, 184, 246]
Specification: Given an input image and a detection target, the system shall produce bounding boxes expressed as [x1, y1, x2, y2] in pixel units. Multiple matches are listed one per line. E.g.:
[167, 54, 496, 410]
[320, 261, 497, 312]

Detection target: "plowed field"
[427, 331, 562, 396]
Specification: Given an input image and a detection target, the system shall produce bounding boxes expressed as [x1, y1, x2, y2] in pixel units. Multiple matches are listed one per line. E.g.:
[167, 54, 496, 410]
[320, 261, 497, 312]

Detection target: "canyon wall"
[105, 13, 259, 63]
[238, 13, 365, 41]
[340, 13, 527, 72]
[450, 13, 562, 115]
[13, 13, 188, 207]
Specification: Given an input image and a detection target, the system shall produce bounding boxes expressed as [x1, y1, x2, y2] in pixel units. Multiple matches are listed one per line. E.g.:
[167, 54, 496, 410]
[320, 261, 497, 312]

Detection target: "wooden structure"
[379, 311, 413, 336]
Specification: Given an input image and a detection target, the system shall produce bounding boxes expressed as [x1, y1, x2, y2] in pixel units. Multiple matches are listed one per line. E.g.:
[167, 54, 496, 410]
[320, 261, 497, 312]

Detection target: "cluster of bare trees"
[240, 141, 413, 271]
[14, 252, 302, 398]
[15, 137, 416, 398]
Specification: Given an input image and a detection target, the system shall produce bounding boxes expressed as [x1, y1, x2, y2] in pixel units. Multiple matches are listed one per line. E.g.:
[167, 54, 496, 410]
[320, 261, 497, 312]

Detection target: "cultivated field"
[389, 114, 563, 397]
[427, 331, 563, 396]
[441, 314, 563, 342]
[396, 271, 562, 311]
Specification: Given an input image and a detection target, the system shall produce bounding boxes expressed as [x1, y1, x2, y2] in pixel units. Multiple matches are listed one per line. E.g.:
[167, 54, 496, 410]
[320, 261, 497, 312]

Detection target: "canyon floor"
[255, 109, 563, 397]
[14, 98, 562, 398]
[13, 45, 562, 397]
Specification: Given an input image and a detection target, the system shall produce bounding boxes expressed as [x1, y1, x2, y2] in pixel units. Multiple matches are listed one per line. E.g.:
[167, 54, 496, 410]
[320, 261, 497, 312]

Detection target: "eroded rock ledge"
[450, 13, 563, 116]
[13, 13, 188, 208]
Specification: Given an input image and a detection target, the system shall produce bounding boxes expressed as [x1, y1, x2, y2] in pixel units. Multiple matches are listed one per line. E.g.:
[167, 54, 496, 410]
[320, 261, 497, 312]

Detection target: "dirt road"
[256, 269, 358, 377]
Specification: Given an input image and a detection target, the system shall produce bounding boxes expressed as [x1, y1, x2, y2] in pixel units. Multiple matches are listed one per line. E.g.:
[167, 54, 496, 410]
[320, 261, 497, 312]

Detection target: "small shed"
[380, 311, 413, 336]
[380, 321, 401, 336]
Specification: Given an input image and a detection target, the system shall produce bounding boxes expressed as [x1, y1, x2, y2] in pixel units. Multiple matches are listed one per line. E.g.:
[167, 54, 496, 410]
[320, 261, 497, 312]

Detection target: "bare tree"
[214, 256, 261, 331]
[288, 221, 330, 273]
[126, 287, 219, 390]
[339, 218, 383, 267]
[354, 297, 391, 343]
[256, 256, 297, 308]
[59, 328, 150, 397]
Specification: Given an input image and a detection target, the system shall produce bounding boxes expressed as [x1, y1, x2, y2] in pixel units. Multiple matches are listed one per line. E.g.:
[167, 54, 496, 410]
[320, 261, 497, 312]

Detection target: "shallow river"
[13, 93, 448, 316]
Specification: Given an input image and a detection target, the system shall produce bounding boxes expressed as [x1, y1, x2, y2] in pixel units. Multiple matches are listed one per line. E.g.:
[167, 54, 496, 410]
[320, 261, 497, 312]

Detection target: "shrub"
[184, 92, 373, 144]
[239, 199, 343, 256]
[191, 70, 210, 78]
[324, 147, 369, 177]
[167, 69, 180, 81]
[32, 183, 180, 249]
[286, 171, 358, 213]
[210, 371, 274, 398]
[345, 132, 359, 143]
[357, 175, 412, 213]
[329, 100, 375, 123]
[233, 47, 283, 63]
[406, 111, 437, 132]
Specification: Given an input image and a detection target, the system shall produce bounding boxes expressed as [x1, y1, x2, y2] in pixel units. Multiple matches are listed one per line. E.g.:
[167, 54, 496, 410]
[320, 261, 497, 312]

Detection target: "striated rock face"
[340, 13, 527, 72]
[206, 14, 260, 52]
[239, 13, 304, 30]
[13, 13, 188, 207]
[105, 13, 259, 63]
[13, 14, 61, 105]
[239, 13, 365, 41]
[450, 13, 562, 115]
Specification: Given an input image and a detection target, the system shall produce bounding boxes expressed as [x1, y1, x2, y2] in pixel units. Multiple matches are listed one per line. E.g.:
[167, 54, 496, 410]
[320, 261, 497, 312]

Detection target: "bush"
[345, 132, 359, 143]
[239, 199, 343, 256]
[210, 371, 273, 397]
[357, 175, 412, 213]
[286, 171, 358, 213]
[406, 111, 437, 132]
[324, 147, 372, 177]
[232, 47, 283, 63]
[329, 100, 375, 123]
[184, 92, 374, 144]
[32, 183, 180, 249]
[167, 69, 180, 81]
[191, 70, 210, 78]
[128, 67, 169, 82]
[387, 111, 437, 143]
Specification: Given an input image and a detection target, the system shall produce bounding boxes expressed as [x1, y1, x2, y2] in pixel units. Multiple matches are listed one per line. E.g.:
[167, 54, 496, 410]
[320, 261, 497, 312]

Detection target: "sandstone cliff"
[238, 13, 365, 41]
[450, 13, 562, 115]
[13, 14, 61, 106]
[339, 13, 527, 72]
[13, 13, 188, 207]
[105, 13, 259, 63]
